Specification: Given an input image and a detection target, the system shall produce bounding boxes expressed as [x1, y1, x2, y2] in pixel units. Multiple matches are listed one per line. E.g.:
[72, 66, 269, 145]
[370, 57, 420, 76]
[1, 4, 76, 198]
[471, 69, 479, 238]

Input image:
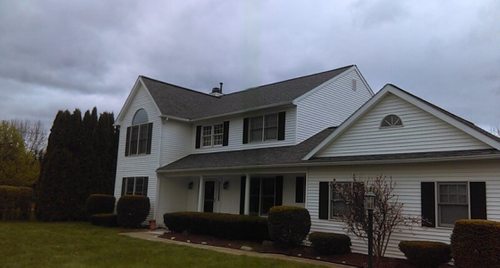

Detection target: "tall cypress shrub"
[37, 108, 118, 221]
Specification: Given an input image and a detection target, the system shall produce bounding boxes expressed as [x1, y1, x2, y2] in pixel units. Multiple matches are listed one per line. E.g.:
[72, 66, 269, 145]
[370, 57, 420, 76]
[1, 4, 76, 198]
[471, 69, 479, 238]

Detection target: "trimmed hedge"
[398, 241, 451, 268]
[85, 194, 115, 218]
[0, 185, 32, 220]
[451, 219, 500, 268]
[163, 212, 269, 241]
[309, 232, 351, 255]
[116, 195, 150, 228]
[268, 206, 311, 247]
[90, 213, 118, 227]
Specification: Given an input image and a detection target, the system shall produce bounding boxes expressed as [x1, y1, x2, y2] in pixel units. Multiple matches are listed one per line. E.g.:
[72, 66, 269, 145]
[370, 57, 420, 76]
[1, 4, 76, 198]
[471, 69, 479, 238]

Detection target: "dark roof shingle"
[143, 65, 353, 120]
[157, 127, 337, 172]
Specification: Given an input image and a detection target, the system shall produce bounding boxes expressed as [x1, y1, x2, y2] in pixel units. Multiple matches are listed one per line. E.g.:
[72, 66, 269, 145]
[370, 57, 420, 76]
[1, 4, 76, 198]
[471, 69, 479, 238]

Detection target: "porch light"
[223, 181, 229, 190]
[365, 191, 375, 268]
[188, 181, 194, 190]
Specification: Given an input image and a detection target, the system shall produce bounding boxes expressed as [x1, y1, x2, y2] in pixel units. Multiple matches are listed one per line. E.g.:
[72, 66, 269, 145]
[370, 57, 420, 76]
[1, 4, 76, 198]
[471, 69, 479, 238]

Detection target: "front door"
[203, 181, 215, 212]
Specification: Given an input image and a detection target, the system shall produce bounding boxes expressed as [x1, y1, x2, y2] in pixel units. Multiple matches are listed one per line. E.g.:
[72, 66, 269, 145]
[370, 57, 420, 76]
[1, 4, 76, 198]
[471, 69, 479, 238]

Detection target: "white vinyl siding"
[114, 84, 161, 220]
[306, 159, 500, 258]
[160, 120, 192, 166]
[296, 69, 373, 143]
[191, 107, 296, 154]
[318, 93, 491, 157]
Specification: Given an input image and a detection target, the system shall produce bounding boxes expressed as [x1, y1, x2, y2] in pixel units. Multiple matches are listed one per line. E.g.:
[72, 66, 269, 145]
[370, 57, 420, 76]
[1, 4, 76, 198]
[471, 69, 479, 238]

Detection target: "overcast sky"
[1, 0, 499, 132]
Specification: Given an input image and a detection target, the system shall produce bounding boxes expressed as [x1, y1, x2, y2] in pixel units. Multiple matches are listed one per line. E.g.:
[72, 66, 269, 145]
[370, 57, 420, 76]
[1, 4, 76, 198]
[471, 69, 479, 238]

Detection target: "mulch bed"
[158, 230, 453, 268]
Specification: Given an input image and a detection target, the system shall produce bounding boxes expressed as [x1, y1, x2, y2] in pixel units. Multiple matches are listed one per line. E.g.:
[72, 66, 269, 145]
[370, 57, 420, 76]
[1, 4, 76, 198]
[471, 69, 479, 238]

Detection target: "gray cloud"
[0, 0, 499, 132]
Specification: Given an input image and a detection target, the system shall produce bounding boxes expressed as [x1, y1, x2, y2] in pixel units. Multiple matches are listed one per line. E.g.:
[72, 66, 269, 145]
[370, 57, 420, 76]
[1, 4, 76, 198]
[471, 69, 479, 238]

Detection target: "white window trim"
[328, 181, 352, 220]
[436, 181, 470, 228]
[380, 114, 404, 129]
[127, 122, 151, 156]
[248, 113, 279, 143]
[200, 123, 224, 148]
[123, 177, 148, 196]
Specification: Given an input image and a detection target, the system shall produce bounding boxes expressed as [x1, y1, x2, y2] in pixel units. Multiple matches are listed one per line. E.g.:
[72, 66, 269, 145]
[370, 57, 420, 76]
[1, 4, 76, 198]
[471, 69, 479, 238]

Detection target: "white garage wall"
[306, 159, 500, 258]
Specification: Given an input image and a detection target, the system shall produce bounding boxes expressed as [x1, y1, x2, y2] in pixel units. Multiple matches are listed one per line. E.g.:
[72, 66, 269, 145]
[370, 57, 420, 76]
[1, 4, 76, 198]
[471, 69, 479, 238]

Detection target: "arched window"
[126, 109, 152, 156]
[380, 114, 403, 128]
[132, 109, 148, 125]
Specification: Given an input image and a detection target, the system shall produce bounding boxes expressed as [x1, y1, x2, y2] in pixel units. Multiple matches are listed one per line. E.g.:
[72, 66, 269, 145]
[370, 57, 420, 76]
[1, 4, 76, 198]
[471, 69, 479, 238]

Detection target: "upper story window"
[202, 123, 224, 147]
[380, 114, 403, 128]
[195, 121, 229, 149]
[125, 109, 153, 156]
[243, 111, 286, 144]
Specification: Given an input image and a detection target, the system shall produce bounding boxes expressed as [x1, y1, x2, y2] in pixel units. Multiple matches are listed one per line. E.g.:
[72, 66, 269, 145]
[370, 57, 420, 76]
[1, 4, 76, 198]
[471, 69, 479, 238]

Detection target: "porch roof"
[157, 127, 337, 173]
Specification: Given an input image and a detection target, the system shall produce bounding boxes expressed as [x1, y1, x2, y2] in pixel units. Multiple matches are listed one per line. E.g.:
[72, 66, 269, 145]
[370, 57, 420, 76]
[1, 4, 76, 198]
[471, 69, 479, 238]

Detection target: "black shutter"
[143, 177, 149, 196]
[125, 127, 131, 156]
[223, 121, 229, 146]
[277, 111, 286, 140]
[421, 182, 436, 227]
[249, 178, 260, 215]
[275, 176, 283, 206]
[239, 176, 246, 215]
[295, 177, 305, 203]
[121, 178, 127, 196]
[470, 182, 487, 219]
[242, 118, 249, 144]
[195, 126, 201, 148]
[319, 182, 329, 219]
[146, 123, 153, 154]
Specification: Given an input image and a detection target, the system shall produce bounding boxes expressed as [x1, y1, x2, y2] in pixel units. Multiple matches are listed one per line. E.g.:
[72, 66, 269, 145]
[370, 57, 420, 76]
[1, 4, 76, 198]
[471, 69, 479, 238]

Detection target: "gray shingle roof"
[157, 127, 337, 172]
[142, 65, 353, 120]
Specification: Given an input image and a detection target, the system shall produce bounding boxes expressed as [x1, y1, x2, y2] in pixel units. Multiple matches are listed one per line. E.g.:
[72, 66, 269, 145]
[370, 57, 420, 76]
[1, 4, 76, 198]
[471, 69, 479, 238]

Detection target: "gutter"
[156, 153, 500, 174]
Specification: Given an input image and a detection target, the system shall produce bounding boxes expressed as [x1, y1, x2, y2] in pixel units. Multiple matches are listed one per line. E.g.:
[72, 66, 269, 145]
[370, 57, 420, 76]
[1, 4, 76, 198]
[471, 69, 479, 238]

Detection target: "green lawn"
[0, 222, 320, 268]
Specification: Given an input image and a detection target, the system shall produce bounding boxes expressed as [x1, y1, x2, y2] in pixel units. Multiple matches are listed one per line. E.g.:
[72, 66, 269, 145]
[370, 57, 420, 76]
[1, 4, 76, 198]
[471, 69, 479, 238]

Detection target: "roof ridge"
[221, 65, 354, 97]
[139, 75, 220, 99]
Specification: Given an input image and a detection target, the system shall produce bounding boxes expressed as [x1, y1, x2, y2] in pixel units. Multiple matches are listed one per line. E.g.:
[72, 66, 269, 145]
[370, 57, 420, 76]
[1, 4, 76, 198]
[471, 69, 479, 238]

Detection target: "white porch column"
[197, 176, 204, 212]
[244, 174, 250, 215]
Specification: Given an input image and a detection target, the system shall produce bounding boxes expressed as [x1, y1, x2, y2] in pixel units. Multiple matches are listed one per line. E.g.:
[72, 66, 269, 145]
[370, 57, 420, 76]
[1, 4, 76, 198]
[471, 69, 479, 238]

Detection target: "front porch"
[155, 171, 306, 223]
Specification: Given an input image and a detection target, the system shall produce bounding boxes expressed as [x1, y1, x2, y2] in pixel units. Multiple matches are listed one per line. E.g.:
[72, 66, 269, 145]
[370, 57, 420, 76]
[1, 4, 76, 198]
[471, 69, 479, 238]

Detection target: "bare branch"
[335, 175, 420, 259]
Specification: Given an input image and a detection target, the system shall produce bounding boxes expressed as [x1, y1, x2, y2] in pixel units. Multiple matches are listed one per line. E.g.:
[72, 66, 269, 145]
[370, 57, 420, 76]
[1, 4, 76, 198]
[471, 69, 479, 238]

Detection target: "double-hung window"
[437, 182, 468, 227]
[122, 177, 148, 196]
[201, 123, 224, 147]
[125, 109, 152, 156]
[249, 113, 278, 142]
[330, 182, 351, 218]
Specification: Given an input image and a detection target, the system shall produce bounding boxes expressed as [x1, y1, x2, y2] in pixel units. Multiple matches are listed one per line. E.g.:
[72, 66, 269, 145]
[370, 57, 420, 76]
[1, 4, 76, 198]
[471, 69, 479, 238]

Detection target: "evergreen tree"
[37, 108, 118, 221]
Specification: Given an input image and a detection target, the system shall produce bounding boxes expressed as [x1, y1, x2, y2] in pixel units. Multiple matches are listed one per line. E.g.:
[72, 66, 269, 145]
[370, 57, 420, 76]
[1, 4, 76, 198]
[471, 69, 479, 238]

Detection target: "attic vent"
[210, 82, 224, 97]
[352, 79, 357, 91]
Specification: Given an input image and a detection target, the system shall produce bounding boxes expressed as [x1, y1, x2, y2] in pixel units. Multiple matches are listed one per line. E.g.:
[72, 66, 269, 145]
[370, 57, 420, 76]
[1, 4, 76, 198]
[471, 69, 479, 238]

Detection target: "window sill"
[125, 153, 151, 158]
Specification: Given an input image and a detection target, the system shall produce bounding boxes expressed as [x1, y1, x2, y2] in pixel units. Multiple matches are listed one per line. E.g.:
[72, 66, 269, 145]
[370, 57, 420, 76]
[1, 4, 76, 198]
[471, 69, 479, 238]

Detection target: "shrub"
[85, 194, 115, 218]
[309, 232, 351, 255]
[398, 241, 451, 268]
[90, 213, 118, 227]
[116, 195, 150, 228]
[0, 185, 33, 220]
[451, 219, 500, 268]
[163, 212, 269, 241]
[267, 206, 311, 247]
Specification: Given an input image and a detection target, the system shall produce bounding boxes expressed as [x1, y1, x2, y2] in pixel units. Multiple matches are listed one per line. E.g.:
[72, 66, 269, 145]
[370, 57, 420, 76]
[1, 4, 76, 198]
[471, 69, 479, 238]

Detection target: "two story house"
[114, 65, 500, 258]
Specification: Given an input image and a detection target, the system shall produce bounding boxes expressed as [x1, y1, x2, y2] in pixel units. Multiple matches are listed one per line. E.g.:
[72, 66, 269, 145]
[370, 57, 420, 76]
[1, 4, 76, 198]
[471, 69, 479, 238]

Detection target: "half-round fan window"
[132, 109, 148, 125]
[380, 114, 403, 128]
